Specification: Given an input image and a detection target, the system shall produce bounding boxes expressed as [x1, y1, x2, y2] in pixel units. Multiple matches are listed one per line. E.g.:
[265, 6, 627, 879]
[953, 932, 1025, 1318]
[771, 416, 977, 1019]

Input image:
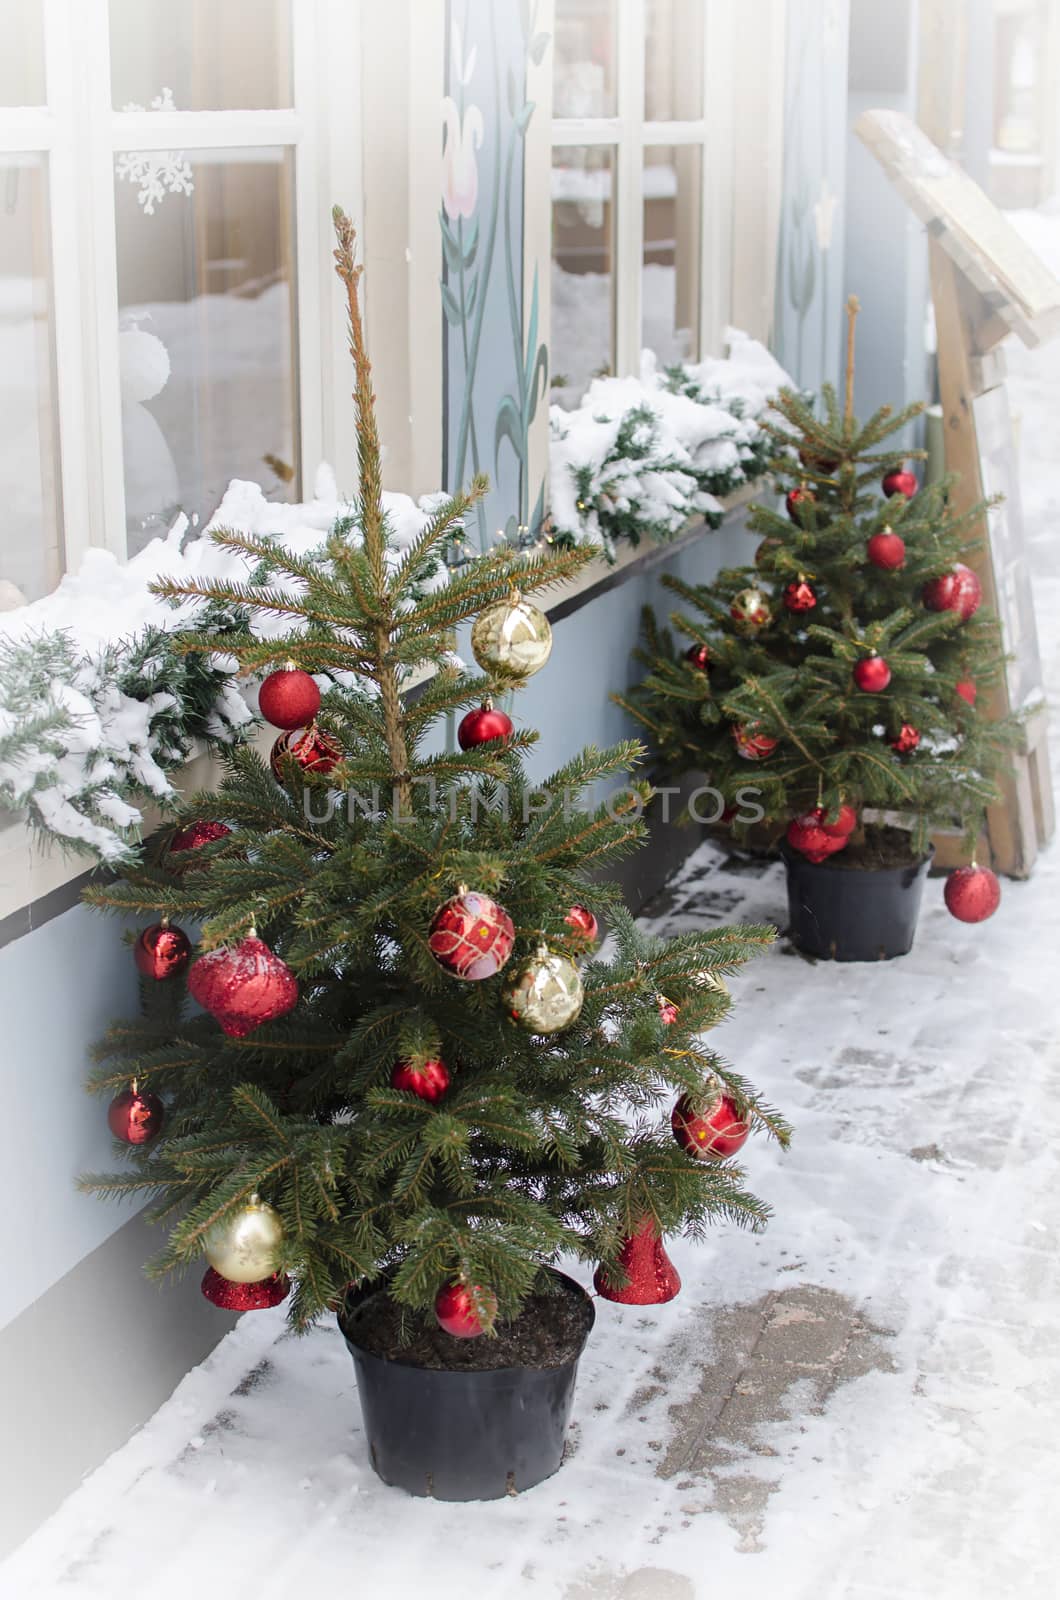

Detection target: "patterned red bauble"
[565, 903, 599, 943]
[594, 1220, 681, 1304]
[170, 820, 231, 853]
[658, 995, 679, 1026]
[427, 889, 515, 980]
[390, 1057, 451, 1103]
[684, 643, 710, 671]
[785, 486, 816, 523]
[258, 666, 321, 731]
[434, 1282, 497, 1338]
[853, 654, 891, 692]
[783, 579, 817, 613]
[201, 1268, 291, 1311]
[922, 563, 982, 622]
[187, 936, 299, 1038]
[457, 702, 514, 750]
[730, 587, 772, 630]
[956, 678, 977, 706]
[882, 468, 918, 499]
[270, 725, 341, 780]
[866, 529, 906, 570]
[944, 864, 1001, 924]
[890, 723, 921, 754]
[133, 921, 191, 980]
[785, 817, 847, 865]
[671, 1091, 750, 1160]
[732, 723, 778, 761]
[107, 1086, 164, 1145]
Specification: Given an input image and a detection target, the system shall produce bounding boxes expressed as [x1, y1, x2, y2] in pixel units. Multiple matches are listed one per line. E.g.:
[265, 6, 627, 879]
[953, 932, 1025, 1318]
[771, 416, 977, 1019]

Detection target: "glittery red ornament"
[731, 723, 778, 761]
[890, 723, 921, 755]
[683, 643, 710, 671]
[658, 995, 679, 1026]
[944, 865, 1001, 923]
[201, 1268, 291, 1311]
[565, 903, 599, 943]
[187, 936, 299, 1037]
[270, 724, 341, 780]
[853, 654, 891, 692]
[593, 1219, 681, 1304]
[956, 678, 977, 706]
[922, 563, 982, 622]
[170, 820, 231, 853]
[783, 578, 817, 613]
[107, 1085, 164, 1144]
[866, 529, 906, 570]
[390, 1057, 451, 1102]
[671, 1091, 750, 1160]
[785, 817, 848, 864]
[133, 921, 191, 980]
[434, 1282, 497, 1338]
[457, 702, 514, 750]
[427, 889, 515, 980]
[785, 486, 816, 522]
[258, 666, 321, 730]
[730, 587, 772, 630]
[882, 468, 918, 499]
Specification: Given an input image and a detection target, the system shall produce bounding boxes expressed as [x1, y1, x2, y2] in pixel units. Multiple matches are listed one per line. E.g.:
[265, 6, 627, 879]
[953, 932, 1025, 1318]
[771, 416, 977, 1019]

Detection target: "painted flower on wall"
[441, 97, 484, 220]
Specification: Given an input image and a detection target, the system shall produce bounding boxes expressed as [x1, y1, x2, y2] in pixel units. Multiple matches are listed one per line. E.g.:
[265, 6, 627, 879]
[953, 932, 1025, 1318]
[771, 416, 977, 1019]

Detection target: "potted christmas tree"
[617, 298, 1015, 962]
[81, 211, 789, 1502]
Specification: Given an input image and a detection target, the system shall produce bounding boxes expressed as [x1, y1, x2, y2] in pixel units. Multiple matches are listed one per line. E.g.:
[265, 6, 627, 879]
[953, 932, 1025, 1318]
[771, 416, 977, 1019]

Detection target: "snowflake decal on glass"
[115, 89, 194, 216]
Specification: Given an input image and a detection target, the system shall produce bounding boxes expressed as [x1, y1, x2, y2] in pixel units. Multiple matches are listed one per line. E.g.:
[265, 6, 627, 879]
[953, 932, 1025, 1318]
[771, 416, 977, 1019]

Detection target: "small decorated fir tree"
[80, 211, 788, 1336]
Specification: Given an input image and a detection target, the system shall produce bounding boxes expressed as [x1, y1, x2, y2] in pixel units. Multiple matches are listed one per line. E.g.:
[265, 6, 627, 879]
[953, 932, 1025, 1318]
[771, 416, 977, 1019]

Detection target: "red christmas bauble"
[107, 1086, 164, 1145]
[390, 1057, 451, 1102]
[594, 1219, 681, 1305]
[730, 587, 772, 630]
[133, 921, 191, 980]
[944, 864, 1001, 924]
[427, 889, 515, 980]
[658, 995, 679, 1026]
[565, 903, 599, 943]
[671, 1091, 750, 1160]
[457, 703, 514, 750]
[170, 820, 231, 853]
[785, 486, 816, 523]
[201, 1267, 291, 1311]
[818, 803, 857, 837]
[435, 1282, 497, 1338]
[732, 723, 778, 761]
[258, 666, 321, 731]
[798, 444, 839, 473]
[187, 936, 299, 1038]
[684, 643, 710, 671]
[783, 579, 817, 613]
[882, 468, 918, 499]
[866, 529, 906, 570]
[890, 723, 921, 755]
[956, 678, 977, 706]
[853, 654, 891, 692]
[786, 817, 848, 864]
[270, 725, 341, 780]
[922, 563, 982, 622]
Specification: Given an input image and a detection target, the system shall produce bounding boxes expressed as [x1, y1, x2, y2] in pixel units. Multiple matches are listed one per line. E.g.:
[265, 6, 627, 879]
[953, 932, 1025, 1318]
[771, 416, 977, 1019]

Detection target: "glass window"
[109, 0, 292, 112]
[551, 146, 615, 405]
[0, 0, 46, 107]
[644, 0, 704, 121]
[553, 0, 617, 118]
[643, 145, 701, 364]
[114, 147, 299, 554]
[0, 155, 62, 603]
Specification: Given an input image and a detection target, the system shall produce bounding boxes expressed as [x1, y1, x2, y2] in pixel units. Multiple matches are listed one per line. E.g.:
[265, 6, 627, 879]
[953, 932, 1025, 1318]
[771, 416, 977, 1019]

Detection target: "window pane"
[643, 146, 701, 364]
[554, 0, 616, 118]
[114, 148, 299, 555]
[109, 0, 292, 111]
[0, 0, 46, 106]
[551, 147, 614, 407]
[644, 0, 704, 121]
[0, 155, 62, 603]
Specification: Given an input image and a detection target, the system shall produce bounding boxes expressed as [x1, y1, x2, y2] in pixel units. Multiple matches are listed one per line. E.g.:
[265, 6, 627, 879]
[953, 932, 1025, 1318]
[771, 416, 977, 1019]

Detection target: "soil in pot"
[824, 823, 923, 871]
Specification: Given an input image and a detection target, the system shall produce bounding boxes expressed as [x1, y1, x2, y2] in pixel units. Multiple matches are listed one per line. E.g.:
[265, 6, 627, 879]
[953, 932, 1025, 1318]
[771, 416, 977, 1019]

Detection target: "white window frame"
[1, 0, 363, 582]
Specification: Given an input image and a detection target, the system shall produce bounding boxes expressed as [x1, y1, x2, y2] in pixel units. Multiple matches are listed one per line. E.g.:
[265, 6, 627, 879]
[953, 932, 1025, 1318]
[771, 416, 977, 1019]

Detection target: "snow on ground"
[3, 210, 1060, 1600]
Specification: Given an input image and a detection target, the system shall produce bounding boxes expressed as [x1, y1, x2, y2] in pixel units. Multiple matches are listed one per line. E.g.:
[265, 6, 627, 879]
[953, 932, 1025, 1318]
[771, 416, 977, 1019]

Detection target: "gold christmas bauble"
[203, 1194, 284, 1283]
[471, 592, 553, 678]
[729, 587, 772, 631]
[503, 945, 584, 1033]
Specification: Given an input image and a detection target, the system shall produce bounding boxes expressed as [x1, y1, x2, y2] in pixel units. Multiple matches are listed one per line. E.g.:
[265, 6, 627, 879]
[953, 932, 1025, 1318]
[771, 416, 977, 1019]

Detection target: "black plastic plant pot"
[337, 1269, 595, 1501]
[781, 843, 934, 962]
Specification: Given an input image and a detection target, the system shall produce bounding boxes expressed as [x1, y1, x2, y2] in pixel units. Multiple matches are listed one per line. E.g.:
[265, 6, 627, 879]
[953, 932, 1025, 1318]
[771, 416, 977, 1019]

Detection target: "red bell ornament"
[258, 665, 321, 731]
[270, 724, 341, 780]
[457, 700, 514, 751]
[565, 903, 599, 943]
[944, 864, 1001, 924]
[853, 654, 891, 693]
[866, 528, 906, 570]
[435, 1282, 498, 1338]
[390, 1057, 451, 1103]
[671, 1091, 751, 1160]
[594, 1220, 681, 1305]
[684, 643, 710, 671]
[922, 563, 982, 622]
[170, 820, 231, 853]
[187, 935, 299, 1038]
[133, 920, 191, 980]
[732, 723, 778, 761]
[783, 578, 817, 613]
[785, 486, 816, 523]
[891, 723, 921, 755]
[107, 1083, 164, 1145]
[956, 678, 977, 706]
[201, 1268, 291, 1311]
[882, 467, 918, 499]
[427, 887, 515, 980]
